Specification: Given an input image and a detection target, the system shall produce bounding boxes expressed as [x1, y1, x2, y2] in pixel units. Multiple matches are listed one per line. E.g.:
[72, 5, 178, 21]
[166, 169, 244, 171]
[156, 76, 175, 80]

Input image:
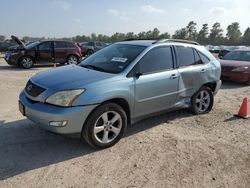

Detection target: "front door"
[134, 46, 179, 118]
[36, 41, 53, 63]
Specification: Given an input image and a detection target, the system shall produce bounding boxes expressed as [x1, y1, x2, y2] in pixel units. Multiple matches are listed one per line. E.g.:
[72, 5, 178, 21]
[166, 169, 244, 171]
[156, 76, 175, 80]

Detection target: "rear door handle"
[170, 74, 179, 79]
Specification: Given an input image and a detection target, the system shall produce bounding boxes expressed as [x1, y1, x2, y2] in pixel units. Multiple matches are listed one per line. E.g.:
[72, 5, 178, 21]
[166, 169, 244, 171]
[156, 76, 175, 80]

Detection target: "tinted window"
[177, 46, 196, 67]
[26, 41, 40, 49]
[87, 42, 94, 46]
[80, 44, 145, 73]
[139, 47, 173, 74]
[54, 41, 67, 48]
[198, 51, 210, 64]
[96, 42, 102, 47]
[222, 51, 250, 61]
[67, 42, 75, 48]
[194, 49, 202, 65]
[38, 42, 51, 50]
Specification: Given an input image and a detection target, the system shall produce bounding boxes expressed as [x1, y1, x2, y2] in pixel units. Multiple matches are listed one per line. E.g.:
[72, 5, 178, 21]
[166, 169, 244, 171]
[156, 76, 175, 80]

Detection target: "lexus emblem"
[26, 84, 33, 91]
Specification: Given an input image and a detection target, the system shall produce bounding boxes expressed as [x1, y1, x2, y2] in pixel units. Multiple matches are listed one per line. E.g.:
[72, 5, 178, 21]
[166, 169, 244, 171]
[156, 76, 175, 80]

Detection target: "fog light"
[49, 121, 67, 127]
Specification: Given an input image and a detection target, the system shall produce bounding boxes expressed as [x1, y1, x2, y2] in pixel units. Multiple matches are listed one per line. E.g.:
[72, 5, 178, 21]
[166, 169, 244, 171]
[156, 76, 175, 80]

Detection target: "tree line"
[21, 21, 250, 46]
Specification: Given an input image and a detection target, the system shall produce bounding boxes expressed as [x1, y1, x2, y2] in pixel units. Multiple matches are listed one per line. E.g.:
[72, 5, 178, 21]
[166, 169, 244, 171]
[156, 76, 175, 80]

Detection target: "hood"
[220, 59, 250, 68]
[31, 65, 115, 90]
[11, 35, 25, 48]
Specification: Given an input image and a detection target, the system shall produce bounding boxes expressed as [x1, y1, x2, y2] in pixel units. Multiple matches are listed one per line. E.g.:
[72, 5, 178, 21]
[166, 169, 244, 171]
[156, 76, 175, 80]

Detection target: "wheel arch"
[18, 55, 36, 66]
[203, 82, 217, 92]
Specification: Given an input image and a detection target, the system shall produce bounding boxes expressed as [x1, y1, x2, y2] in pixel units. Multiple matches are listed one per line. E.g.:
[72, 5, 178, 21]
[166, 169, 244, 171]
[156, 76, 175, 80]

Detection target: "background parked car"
[79, 41, 108, 56]
[5, 36, 82, 69]
[220, 49, 250, 85]
[0, 38, 25, 52]
[218, 49, 231, 59]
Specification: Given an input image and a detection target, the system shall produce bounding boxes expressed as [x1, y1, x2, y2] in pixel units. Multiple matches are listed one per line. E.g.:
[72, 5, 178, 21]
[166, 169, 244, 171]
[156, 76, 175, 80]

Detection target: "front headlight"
[46, 89, 85, 107]
[231, 67, 248, 72]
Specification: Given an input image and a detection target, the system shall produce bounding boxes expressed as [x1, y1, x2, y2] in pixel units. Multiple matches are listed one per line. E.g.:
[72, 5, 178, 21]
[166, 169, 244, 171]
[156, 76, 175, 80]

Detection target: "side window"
[88, 42, 94, 46]
[38, 42, 51, 50]
[54, 41, 67, 48]
[176, 46, 196, 67]
[139, 47, 173, 74]
[66, 42, 75, 48]
[193, 49, 203, 65]
[96, 42, 102, 47]
[198, 51, 210, 64]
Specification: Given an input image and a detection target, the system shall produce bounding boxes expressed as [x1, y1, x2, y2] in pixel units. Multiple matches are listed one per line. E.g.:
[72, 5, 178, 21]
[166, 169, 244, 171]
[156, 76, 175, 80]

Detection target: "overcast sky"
[0, 0, 250, 38]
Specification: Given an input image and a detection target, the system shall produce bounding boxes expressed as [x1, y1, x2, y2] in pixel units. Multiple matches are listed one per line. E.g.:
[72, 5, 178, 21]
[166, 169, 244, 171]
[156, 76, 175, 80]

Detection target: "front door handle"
[170, 74, 179, 79]
[200, 69, 206, 74]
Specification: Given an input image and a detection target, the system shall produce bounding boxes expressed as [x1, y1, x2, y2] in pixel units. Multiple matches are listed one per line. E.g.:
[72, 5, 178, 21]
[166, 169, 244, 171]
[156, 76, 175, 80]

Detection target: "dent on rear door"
[178, 64, 211, 99]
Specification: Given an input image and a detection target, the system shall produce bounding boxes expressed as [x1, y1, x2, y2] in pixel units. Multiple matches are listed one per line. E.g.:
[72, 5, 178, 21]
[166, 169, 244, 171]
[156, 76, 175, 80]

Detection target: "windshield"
[79, 44, 146, 73]
[26, 41, 40, 49]
[222, 51, 250, 62]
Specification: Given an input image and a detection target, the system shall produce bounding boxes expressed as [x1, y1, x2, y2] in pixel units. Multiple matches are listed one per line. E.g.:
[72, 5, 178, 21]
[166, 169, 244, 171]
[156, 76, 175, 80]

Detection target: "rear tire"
[67, 55, 79, 65]
[82, 103, 127, 149]
[190, 86, 214, 115]
[86, 50, 94, 56]
[19, 56, 34, 69]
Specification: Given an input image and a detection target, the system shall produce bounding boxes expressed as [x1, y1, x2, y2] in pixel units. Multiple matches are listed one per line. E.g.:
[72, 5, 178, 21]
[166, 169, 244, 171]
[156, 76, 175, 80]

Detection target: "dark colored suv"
[79, 41, 108, 56]
[5, 36, 82, 69]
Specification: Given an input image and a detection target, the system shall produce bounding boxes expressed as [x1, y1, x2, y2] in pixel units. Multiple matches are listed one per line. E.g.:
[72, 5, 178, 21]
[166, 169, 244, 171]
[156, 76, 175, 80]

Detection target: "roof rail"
[153, 39, 200, 45]
[123, 38, 159, 41]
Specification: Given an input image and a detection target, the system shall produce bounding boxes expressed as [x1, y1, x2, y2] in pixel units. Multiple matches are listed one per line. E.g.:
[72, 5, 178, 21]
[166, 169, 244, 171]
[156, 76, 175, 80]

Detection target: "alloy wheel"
[94, 111, 122, 144]
[195, 90, 211, 113]
[68, 56, 78, 64]
[21, 57, 33, 68]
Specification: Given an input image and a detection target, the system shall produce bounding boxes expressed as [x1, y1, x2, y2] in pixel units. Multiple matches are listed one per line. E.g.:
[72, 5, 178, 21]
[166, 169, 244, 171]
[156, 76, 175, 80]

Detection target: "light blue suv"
[19, 39, 221, 148]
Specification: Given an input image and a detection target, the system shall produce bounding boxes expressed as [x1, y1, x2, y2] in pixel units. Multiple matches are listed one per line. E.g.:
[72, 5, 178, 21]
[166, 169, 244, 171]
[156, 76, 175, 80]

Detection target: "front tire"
[19, 56, 34, 69]
[82, 103, 127, 149]
[190, 86, 214, 115]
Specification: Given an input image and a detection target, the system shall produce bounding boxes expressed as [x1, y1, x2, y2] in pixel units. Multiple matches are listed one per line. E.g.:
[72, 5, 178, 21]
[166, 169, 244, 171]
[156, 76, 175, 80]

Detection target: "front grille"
[25, 80, 46, 97]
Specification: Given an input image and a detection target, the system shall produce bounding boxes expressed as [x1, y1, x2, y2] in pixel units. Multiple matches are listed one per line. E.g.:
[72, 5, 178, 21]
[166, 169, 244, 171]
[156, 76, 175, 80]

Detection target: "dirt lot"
[0, 58, 250, 188]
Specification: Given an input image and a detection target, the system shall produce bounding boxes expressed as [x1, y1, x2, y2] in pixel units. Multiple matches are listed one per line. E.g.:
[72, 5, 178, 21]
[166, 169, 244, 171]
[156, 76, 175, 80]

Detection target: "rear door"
[175, 46, 209, 97]
[54, 41, 68, 63]
[134, 46, 179, 118]
[36, 41, 53, 63]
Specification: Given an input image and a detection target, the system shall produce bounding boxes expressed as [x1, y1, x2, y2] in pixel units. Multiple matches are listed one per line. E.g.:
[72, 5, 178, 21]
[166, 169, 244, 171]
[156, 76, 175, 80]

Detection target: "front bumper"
[5, 53, 19, 65]
[19, 91, 98, 136]
[221, 72, 250, 83]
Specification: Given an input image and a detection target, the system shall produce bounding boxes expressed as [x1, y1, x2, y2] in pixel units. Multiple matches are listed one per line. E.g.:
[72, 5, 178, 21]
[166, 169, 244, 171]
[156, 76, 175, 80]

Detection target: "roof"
[116, 40, 156, 47]
[115, 39, 200, 47]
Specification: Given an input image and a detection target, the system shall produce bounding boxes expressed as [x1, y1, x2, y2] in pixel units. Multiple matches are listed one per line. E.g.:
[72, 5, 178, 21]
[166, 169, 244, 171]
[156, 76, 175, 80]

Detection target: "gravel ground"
[0, 59, 250, 188]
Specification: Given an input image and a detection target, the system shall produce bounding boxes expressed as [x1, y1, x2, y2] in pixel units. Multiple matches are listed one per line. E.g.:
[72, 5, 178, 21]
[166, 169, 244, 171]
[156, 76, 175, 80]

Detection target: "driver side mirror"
[134, 72, 143, 78]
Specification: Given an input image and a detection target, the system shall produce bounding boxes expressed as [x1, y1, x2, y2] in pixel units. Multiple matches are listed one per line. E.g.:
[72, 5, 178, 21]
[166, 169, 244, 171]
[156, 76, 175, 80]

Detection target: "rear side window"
[198, 51, 210, 64]
[176, 46, 205, 67]
[96, 42, 102, 47]
[66, 42, 75, 48]
[139, 47, 173, 74]
[87, 42, 94, 46]
[54, 41, 67, 48]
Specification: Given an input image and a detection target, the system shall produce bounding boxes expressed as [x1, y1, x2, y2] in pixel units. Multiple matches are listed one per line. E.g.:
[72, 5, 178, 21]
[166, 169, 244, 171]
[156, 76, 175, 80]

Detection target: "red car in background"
[220, 49, 250, 85]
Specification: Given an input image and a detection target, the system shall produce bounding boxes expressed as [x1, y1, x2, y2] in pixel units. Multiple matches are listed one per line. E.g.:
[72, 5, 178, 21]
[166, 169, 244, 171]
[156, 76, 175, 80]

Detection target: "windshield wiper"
[80, 64, 106, 72]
